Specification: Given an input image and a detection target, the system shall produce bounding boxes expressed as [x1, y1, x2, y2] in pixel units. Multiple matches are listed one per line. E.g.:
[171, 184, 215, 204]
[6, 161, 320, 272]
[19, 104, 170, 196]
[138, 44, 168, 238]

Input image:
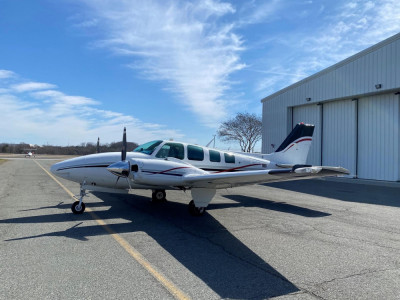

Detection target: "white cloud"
[238, 0, 282, 25]
[0, 69, 16, 79]
[0, 71, 183, 145]
[32, 90, 100, 106]
[11, 82, 58, 93]
[78, 0, 245, 127]
[255, 0, 400, 95]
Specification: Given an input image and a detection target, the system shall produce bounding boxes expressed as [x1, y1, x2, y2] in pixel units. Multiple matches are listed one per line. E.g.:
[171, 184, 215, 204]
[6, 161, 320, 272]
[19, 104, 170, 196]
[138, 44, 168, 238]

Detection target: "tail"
[263, 123, 315, 166]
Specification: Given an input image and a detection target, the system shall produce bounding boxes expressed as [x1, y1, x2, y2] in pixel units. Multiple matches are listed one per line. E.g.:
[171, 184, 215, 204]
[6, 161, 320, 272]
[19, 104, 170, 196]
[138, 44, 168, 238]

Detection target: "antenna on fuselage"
[206, 135, 216, 148]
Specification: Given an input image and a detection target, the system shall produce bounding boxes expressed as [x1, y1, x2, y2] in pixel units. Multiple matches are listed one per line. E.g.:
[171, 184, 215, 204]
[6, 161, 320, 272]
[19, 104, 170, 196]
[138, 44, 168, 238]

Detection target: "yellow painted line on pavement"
[34, 160, 190, 300]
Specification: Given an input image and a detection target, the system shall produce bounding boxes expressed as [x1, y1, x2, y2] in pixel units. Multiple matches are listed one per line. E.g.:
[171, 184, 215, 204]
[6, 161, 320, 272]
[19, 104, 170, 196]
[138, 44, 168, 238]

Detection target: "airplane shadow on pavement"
[263, 179, 400, 208]
[0, 191, 327, 299]
[212, 194, 331, 218]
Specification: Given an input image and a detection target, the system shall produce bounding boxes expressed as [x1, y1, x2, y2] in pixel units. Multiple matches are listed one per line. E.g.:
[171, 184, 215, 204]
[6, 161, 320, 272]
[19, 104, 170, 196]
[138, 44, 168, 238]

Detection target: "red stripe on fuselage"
[296, 138, 312, 143]
[283, 138, 312, 152]
[156, 166, 191, 174]
[215, 163, 263, 173]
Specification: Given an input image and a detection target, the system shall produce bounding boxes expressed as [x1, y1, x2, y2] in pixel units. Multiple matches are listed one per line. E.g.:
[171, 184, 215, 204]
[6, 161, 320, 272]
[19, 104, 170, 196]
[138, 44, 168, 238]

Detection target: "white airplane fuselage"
[50, 140, 281, 190]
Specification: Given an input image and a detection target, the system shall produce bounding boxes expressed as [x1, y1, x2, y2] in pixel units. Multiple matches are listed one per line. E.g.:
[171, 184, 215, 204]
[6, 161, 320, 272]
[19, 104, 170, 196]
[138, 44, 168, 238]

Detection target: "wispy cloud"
[77, 0, 245, 127]
[238, 0, 282, 25]
[0, 69, 16, 79]
[254, 0, 400, 95]
[11, 82, 58, 93]
[32, 90, 99, 106]
[0, 70, 183, 145]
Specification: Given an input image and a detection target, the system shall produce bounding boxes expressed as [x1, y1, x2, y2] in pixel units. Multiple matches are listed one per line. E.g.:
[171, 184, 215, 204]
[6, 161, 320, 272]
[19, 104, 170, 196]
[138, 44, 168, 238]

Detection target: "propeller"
[121, 127, 127, 161]
[107, 127, 132, 190]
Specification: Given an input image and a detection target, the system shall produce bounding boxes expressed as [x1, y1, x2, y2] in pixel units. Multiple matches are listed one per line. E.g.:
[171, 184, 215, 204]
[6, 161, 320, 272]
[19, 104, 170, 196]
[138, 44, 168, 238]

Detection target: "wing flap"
[182, 166, 349, 189]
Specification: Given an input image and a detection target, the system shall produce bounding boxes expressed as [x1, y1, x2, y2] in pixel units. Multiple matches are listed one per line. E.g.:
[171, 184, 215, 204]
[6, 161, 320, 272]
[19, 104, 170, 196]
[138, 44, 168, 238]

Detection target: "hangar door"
[358, 94, 400, 181]
[292, 104, 321, 165]
[322, 100, 357, 176]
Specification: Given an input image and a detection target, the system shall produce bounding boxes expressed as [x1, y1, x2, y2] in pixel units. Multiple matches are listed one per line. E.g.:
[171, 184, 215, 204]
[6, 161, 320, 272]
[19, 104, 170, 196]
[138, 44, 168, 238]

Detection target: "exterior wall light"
[306, 97, 311, 102]
[375, 84, 382, 89]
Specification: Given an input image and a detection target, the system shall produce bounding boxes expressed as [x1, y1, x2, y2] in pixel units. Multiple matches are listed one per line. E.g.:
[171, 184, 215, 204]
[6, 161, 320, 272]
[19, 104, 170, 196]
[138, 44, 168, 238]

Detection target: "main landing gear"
[150, 189, 206, 216]
[188, 200, 206, 216]
[71, 182, 87, 214]
[151, 189, 167, 203]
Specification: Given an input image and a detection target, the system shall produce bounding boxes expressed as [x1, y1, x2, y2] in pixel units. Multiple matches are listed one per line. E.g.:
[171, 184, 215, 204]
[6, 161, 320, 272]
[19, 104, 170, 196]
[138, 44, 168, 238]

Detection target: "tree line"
[1, 112, 262, 155]
[0, 141, 138, 156]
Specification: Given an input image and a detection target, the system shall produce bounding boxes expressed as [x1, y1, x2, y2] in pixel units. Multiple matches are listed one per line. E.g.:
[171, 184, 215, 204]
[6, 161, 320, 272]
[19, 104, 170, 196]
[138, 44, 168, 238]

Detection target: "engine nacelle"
[129, 158, 206, 186]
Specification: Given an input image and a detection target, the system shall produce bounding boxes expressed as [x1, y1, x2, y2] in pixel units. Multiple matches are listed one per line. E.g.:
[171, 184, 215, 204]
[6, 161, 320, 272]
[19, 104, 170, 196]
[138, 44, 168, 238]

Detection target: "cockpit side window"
[133, 140, 163, 155]
[155, 143, 184, 160]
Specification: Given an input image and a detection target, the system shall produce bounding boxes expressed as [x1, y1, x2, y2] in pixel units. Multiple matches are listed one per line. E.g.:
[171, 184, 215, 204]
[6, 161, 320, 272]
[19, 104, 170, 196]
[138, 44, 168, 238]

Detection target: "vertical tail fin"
[263, 123, 315, 166]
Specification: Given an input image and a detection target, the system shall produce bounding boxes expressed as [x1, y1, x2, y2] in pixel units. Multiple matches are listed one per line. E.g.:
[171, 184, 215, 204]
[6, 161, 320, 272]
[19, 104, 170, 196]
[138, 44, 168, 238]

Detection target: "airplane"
[24, 149, 37, 158]
[50, 123, 349, 216]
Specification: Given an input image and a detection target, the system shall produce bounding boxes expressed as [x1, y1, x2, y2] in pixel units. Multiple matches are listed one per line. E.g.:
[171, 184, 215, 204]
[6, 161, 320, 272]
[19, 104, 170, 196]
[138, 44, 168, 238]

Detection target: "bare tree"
[217, 112, 262, 152]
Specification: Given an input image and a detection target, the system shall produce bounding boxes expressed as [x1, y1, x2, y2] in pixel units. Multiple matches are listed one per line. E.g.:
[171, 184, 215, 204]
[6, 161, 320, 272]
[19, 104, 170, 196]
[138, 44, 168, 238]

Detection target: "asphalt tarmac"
[1, 158, 400, 299]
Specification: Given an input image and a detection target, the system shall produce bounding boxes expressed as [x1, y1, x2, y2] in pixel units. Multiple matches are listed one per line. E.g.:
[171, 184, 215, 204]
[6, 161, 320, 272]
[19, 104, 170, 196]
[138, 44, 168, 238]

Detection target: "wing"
[182, 166, 349, 189]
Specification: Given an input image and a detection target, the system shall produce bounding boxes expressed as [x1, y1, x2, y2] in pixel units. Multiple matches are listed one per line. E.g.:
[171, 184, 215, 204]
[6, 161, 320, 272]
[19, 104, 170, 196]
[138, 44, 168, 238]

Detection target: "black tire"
[71, 201, 85, 214]
[188, 200, 205, 216]
[152, 190, 166, 202]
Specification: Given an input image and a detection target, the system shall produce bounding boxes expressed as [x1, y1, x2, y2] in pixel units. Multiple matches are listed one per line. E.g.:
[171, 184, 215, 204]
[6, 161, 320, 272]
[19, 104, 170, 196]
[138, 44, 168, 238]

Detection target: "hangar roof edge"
[260, 32, 400, 103]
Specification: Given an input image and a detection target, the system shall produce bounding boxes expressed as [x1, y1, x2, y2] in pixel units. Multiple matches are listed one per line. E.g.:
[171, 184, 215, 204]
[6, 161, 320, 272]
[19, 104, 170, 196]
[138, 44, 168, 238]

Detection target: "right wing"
[182, 166, 349, 189]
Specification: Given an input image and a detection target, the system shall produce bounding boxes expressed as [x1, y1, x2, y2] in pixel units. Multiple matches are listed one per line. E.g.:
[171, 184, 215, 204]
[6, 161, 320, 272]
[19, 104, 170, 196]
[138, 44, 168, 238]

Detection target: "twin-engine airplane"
[50, 123, 349, 216]
[24, 149, 37, 158]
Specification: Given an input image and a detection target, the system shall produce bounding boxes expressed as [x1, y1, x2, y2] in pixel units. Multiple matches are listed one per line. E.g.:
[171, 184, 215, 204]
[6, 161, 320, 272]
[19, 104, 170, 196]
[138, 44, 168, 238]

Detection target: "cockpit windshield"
[133, 140, 163, 155]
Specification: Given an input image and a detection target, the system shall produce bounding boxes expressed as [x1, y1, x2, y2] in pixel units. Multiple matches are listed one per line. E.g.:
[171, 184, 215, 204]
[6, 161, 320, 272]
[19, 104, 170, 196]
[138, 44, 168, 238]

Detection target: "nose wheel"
[71, 201, 86, 214]
[71, 181, 87, 214]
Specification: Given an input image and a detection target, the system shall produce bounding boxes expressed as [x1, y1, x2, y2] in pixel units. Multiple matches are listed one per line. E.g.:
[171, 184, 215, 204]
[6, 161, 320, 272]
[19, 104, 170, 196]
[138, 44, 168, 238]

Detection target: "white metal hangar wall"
[261, 33, 400, 181]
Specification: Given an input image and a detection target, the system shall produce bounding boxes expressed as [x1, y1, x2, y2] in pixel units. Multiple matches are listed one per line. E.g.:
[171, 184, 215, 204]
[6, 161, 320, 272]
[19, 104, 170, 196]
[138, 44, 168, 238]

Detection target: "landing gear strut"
[188, 200, 206, 216]
[71, 182, 87, 214]
[151, 189, 167, 203]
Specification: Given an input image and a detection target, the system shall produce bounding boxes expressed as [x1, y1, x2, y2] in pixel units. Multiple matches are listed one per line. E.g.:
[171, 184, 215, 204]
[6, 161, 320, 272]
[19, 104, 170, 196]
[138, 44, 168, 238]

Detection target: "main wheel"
[71, 201, 85, 214]
[188, 200, 205, 216]
[152, 189, 166, 202]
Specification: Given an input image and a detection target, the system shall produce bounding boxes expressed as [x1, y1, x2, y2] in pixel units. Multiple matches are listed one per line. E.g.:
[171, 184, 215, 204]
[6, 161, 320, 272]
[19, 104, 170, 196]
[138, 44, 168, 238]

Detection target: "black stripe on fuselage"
[56, 164, 262, 174]
[55, 164, 113, 171]
[141, 170, 183, 177]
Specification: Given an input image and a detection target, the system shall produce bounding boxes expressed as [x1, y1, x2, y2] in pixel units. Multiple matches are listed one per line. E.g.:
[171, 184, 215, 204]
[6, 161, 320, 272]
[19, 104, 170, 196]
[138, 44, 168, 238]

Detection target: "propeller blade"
[107, 161, 130, 178]
[122, 127, 127, 161]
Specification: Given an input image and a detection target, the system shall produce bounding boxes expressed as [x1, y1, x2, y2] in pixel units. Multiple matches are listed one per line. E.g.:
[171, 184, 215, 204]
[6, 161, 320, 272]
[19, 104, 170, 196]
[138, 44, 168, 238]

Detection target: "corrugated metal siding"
[292, 104, 321, 165]
[261, 34, 400, 180]
[261, 33, 400, 104]
[322, 100, 357, 175]
[358, 94, 399, 181]
[262, 97, 288, 153]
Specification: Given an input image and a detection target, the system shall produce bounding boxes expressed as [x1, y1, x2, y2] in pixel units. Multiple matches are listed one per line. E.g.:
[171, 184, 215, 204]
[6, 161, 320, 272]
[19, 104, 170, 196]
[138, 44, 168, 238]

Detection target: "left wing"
[182, 166, 349, 189]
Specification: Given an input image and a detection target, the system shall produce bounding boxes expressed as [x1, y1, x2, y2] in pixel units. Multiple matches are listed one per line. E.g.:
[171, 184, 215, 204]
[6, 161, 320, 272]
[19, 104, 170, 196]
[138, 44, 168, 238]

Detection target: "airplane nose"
[50, 162, 59, 175]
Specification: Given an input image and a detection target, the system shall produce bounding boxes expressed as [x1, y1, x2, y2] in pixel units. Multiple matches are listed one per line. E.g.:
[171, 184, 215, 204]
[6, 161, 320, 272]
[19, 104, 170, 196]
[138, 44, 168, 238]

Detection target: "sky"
[1, 0, 400, 150]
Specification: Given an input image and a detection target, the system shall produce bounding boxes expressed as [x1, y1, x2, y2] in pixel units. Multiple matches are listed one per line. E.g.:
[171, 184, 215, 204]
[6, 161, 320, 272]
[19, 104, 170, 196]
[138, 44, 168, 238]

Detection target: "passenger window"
[224, 153, 235, 163]
[209, 150, 221, 162]
[155, 143, 184, 160]
[187, 145, 204, 161]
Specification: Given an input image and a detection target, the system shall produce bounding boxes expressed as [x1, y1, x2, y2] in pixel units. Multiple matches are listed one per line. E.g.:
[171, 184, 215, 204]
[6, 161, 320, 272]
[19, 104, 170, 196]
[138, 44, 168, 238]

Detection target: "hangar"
[261, 33, 400, 181]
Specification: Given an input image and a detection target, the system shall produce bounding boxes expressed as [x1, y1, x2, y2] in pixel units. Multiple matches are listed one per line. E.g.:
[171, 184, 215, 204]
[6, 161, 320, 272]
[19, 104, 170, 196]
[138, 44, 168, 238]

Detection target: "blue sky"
[1, 0, 399, 150]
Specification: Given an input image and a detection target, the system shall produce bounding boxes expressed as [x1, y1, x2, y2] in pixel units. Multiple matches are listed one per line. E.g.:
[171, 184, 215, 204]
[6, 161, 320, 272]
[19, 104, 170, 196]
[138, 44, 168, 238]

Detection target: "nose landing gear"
[71, 181, 87, 214]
